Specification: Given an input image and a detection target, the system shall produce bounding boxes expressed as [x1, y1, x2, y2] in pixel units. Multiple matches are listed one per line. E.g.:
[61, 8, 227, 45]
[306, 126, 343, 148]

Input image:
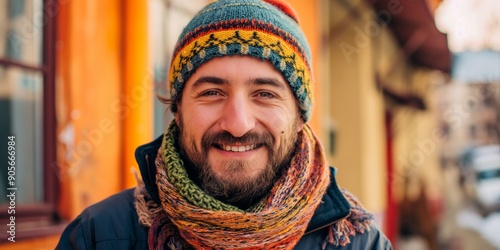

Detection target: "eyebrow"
[191, 76, 228, 90]
[190, 76, 286, 90]
[250, 77, 286, 90]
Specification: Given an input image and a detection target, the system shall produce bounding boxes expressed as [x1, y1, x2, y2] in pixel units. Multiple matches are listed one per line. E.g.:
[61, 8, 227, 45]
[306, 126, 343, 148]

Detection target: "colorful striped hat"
[168, 0, 313, 122]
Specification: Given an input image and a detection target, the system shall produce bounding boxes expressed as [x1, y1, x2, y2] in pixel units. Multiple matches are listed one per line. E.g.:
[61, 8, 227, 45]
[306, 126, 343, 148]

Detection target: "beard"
[177, 117, 299, 209]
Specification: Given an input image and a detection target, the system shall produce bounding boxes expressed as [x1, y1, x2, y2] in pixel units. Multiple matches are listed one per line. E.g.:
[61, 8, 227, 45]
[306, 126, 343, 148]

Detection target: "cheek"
[264, 109, 297, 133]
[179, 111, 203, 143]
[184, 103, 223, 125]
[182, 107, 216, 129]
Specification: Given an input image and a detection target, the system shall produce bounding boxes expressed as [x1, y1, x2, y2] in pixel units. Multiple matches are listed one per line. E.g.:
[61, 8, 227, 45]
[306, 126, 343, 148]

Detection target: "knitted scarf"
[135, 122, 373, 249]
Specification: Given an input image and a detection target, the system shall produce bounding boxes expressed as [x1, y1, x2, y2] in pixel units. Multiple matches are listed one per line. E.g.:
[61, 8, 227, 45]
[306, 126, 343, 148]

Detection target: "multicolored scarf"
[135, 122, 373, 249]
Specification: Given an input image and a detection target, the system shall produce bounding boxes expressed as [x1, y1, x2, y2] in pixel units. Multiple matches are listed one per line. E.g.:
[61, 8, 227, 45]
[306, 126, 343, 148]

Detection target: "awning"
[368, 0, 451, 73]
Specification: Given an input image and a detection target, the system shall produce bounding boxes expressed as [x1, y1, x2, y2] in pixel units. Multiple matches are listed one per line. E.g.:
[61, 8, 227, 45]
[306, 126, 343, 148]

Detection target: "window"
[148, 0, 207, 136]
[0, 0, 59, 240]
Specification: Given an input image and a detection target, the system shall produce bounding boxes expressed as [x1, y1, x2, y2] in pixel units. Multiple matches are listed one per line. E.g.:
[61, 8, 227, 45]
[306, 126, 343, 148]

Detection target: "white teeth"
[221, 144, 256, 152]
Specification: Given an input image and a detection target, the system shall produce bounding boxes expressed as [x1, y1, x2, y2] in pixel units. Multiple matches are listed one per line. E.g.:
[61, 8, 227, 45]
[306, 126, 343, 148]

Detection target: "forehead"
[184, 56, 289, 89]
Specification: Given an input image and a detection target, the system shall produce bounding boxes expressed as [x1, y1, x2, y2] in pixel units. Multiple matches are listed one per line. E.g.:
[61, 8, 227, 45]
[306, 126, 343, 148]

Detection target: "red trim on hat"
[262, 0, 300, 24]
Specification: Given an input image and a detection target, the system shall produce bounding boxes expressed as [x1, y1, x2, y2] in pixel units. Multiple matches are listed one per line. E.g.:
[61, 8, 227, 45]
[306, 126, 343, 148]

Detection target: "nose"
[219, 95, 256, 137]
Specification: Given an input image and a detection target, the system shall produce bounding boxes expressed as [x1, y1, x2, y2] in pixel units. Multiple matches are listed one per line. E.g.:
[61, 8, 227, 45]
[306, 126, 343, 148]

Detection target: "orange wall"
[56, 0, 152, 220]
[122, 1, 153, 189]
[57, 0, 123, 219]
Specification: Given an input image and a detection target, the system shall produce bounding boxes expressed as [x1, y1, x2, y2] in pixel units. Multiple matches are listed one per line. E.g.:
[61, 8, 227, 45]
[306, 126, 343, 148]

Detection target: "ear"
[296, 119, 304, 132]
[174, 112, 180, 126]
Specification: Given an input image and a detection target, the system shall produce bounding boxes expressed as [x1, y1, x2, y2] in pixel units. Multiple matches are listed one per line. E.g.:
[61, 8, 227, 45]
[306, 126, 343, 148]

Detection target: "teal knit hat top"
[168, 0, 313, 122]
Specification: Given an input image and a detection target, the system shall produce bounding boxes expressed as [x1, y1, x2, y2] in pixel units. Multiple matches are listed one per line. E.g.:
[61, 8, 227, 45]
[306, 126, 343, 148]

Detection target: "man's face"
[176, 56, 304, 206]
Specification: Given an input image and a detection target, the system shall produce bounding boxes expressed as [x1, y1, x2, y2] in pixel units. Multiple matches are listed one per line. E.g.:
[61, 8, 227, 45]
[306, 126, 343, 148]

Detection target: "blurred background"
[0, 0, 499, 249]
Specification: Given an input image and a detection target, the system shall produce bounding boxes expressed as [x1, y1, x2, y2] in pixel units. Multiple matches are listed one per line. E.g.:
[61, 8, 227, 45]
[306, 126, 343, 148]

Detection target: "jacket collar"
[135, 135, 351, 233]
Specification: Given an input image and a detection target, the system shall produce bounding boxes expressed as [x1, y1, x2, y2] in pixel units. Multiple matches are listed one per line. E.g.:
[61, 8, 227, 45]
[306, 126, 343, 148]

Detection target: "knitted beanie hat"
[168, 0, 313, 122]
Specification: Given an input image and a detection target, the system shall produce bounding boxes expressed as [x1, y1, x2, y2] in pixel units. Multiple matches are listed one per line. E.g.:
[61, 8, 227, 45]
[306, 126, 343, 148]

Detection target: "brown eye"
[257, 92, 274, 98]
[201, 90, 221, 96]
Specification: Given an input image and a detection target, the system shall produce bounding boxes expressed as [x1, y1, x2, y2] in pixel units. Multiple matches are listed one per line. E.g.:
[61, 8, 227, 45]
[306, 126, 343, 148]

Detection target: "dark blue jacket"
[57, 136, 392, 249]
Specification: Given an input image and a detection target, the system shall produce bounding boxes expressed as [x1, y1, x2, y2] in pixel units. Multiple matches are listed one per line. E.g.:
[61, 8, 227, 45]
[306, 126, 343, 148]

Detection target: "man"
[57, 0, 392, 249]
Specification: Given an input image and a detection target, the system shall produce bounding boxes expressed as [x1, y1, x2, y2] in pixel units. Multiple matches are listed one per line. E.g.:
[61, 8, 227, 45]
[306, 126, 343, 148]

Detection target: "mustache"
[201, 130, 275, 150]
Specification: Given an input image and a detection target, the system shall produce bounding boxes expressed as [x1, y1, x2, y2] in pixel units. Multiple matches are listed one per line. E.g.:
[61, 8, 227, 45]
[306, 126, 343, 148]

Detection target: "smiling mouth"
[214, 144, 259, 152]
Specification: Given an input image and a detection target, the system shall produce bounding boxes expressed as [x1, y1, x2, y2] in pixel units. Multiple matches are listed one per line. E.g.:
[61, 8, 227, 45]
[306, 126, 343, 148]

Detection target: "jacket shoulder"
[337, 224, 392, 250]
[299, 167, 393, 249]
[56, 188, 148, 250]
[296, 224, 392, 250]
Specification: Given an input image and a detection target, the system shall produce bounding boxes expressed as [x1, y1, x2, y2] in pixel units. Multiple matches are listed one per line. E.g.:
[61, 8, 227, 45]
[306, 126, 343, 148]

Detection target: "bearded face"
[175, 56, 303, 208]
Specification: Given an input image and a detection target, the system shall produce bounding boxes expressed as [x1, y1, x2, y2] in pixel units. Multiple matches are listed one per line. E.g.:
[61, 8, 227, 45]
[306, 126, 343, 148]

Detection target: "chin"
[212, 160, 265, 180]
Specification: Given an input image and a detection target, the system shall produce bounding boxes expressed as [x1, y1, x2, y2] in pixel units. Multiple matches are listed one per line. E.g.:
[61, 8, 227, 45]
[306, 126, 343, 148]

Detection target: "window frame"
[0, 0, 61, 240]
